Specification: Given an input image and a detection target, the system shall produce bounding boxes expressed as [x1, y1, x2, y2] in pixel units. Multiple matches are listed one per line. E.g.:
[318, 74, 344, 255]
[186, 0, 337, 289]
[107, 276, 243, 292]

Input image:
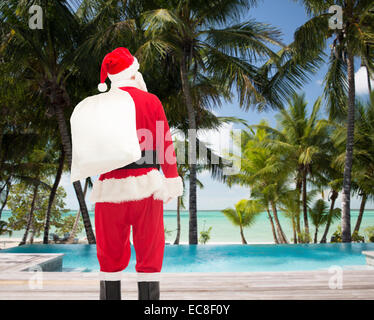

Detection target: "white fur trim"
[134, 71, 147, 92]
[90, 169, 164, 203]
[99, 271, 123, 281]
[108, 74, 147, 92]
[108, 57, 140, 83]
[153, 176, 183, 202]
[90, 169, 184, 203]
[137, 272, 161, 282]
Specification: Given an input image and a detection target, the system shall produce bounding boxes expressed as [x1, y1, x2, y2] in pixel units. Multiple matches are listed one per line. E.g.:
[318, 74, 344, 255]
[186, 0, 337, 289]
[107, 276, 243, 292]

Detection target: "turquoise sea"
[1, 209, 374, 243]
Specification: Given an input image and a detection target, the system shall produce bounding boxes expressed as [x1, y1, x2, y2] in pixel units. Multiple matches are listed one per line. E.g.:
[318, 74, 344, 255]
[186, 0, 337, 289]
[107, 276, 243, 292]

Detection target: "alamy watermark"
[28, 265, 43, 290]
[28, 5, 43, 29]
[328, 5, 343, 30]
[135, 125, 242, 175]
[328, 265, 343, 290]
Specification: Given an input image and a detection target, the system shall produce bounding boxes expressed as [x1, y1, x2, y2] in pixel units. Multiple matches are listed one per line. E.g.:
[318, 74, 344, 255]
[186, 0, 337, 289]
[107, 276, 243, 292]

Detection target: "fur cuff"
[153, 176, 183, 202]
[137, 272, 161, 282]
[99, 271, 123, 281]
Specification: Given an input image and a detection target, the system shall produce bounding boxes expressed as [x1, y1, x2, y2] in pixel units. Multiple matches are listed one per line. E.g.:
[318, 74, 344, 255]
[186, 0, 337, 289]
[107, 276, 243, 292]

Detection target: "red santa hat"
[98, 47, 140, 92]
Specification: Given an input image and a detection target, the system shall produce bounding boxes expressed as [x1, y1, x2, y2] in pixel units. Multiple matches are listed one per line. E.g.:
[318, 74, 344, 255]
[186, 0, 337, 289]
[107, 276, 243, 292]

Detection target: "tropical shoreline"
[0, 237, 275, 250]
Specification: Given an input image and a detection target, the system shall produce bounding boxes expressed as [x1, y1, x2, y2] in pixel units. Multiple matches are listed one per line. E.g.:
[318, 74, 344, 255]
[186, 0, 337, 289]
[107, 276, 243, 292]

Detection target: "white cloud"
[355, 66, 374, 95]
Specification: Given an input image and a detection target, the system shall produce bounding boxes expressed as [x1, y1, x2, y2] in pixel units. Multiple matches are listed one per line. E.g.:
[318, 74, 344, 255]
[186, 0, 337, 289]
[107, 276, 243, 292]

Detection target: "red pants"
[94, 195, 165, 278]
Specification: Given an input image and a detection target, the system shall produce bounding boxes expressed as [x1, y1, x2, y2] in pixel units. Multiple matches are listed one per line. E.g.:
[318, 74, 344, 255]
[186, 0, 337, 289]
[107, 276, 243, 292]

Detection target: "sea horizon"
[1, 209, 374, 243]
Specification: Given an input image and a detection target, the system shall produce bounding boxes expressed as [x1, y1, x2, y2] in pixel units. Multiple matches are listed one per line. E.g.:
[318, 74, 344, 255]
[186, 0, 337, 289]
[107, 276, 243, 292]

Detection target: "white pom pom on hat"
[97, 82, 108, 92]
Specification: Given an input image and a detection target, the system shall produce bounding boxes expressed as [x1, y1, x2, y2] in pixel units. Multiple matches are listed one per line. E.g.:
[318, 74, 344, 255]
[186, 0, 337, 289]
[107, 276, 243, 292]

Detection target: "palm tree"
[172, 132, 236, 244]
[309, 199, 341, 244]
[172, 158, 204, 245]
[293, 0, 374, 242]
[279, 190, 301, 244]
[16, 146, 56, 246]
[257, 93, 331, 242]
[1, 0, 96, 243]
[317, 130, 343, 243]
[66, 177, 93, 244]
[331, 92, 374, 238]
[227, 121, 289, 243]
[222, 199, 263, 244]
[0, 75, 42, 221]
[0, 221, 12, 238]
[138, 0, 316, 244]
[319, 188, 341, 243]
[309, 199, 328, 244]
[350, 92, 374, 235]
[43, 144, 66, 244]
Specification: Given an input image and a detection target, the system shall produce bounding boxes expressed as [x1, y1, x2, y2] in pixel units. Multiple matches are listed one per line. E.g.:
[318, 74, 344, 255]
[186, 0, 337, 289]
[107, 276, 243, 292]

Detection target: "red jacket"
[90, 84, 183, 204]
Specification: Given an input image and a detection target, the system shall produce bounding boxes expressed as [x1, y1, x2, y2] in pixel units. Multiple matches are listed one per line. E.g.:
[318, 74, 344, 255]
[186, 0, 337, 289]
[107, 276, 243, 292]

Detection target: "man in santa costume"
[71, 47, 183, 300]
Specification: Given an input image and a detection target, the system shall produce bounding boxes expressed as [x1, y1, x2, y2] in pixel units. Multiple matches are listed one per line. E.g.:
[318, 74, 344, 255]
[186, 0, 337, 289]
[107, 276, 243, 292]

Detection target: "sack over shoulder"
[70, 88, 141, 183]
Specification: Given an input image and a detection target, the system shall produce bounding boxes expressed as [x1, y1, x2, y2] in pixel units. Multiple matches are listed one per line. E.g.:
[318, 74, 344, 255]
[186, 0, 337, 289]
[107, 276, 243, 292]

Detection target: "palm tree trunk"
[173, 196, 181, 245]
[341, 50, 355, 243]
[0, 177, 11, 220]
[366, 66, 372, 93]
[302, 169, 310, 242]
[180, 57, 198, 245]
[19, 184, 39, 246]
[67, 208, 81, 243]
[365, 45, 372, 94]
[270, 201, 288, 244]
[320, 190, 338, 243]
[314, 226, 318, 244]
[30, 218, 35, 244]
[296, 182, 302, 243]
[239, 224, 247, 244]
[67, 178, 89, 243]
[353, 193, 367, 236]
[292, 215, 297, 244]
[53, 92, 95, 244]
[266, 208, 279, 244]
[43, 146, 65, 244]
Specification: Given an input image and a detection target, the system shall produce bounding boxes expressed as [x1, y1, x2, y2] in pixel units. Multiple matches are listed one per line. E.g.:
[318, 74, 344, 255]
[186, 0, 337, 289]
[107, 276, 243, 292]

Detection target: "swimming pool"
[1, 243, 374, 272]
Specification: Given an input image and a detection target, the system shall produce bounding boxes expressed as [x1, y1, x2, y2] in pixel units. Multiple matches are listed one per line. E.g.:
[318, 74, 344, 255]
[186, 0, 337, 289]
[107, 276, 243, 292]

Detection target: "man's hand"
[164, 197, 173, 204]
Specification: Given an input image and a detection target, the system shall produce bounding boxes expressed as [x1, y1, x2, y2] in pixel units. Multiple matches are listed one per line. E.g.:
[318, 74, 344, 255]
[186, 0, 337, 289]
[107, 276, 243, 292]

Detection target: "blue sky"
[59, 0, 374, 211]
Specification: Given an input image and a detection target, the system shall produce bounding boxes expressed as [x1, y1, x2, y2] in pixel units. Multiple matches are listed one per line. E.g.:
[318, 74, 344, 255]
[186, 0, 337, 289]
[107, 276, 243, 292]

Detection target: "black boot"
[100, 280, 121, 300]
[137, 281, 160, 300]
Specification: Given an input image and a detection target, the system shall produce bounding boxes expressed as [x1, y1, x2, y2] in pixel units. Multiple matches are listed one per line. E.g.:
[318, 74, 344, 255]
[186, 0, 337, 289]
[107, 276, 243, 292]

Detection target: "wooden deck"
[0, 254, 64, 272]
[1, 269, 374, 300]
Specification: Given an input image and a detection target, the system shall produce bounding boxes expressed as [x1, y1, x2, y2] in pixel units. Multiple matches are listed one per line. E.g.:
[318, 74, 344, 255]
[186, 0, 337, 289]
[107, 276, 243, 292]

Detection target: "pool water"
[2, 243, 374, 272]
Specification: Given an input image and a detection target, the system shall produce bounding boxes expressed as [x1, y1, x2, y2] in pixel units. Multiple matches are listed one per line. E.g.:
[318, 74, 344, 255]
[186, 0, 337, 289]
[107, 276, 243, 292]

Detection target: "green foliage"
[7, 182, 68, 240]
[222, 199, 263, 228]
[0, 221, 12, 237]
[352, 231, 365, 243]
[364, 226, 374, 243]
[330, 226, 342, 243]
[164, 227, 173, 240]
[55, 214, 84, 237]
[331, 226, 365, 243]
[199, 227, 212, 245]
[297, 231, 312, 244]
[309, 199, 341, 238]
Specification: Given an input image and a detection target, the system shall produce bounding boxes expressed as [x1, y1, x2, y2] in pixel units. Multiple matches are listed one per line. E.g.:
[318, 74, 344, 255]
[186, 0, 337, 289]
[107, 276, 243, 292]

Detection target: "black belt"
[115, 150, 160, 170]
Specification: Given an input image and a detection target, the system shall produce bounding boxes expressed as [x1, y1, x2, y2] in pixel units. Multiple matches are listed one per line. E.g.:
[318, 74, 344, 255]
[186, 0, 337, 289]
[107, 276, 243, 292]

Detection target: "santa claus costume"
[70, 47, 183, 300]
